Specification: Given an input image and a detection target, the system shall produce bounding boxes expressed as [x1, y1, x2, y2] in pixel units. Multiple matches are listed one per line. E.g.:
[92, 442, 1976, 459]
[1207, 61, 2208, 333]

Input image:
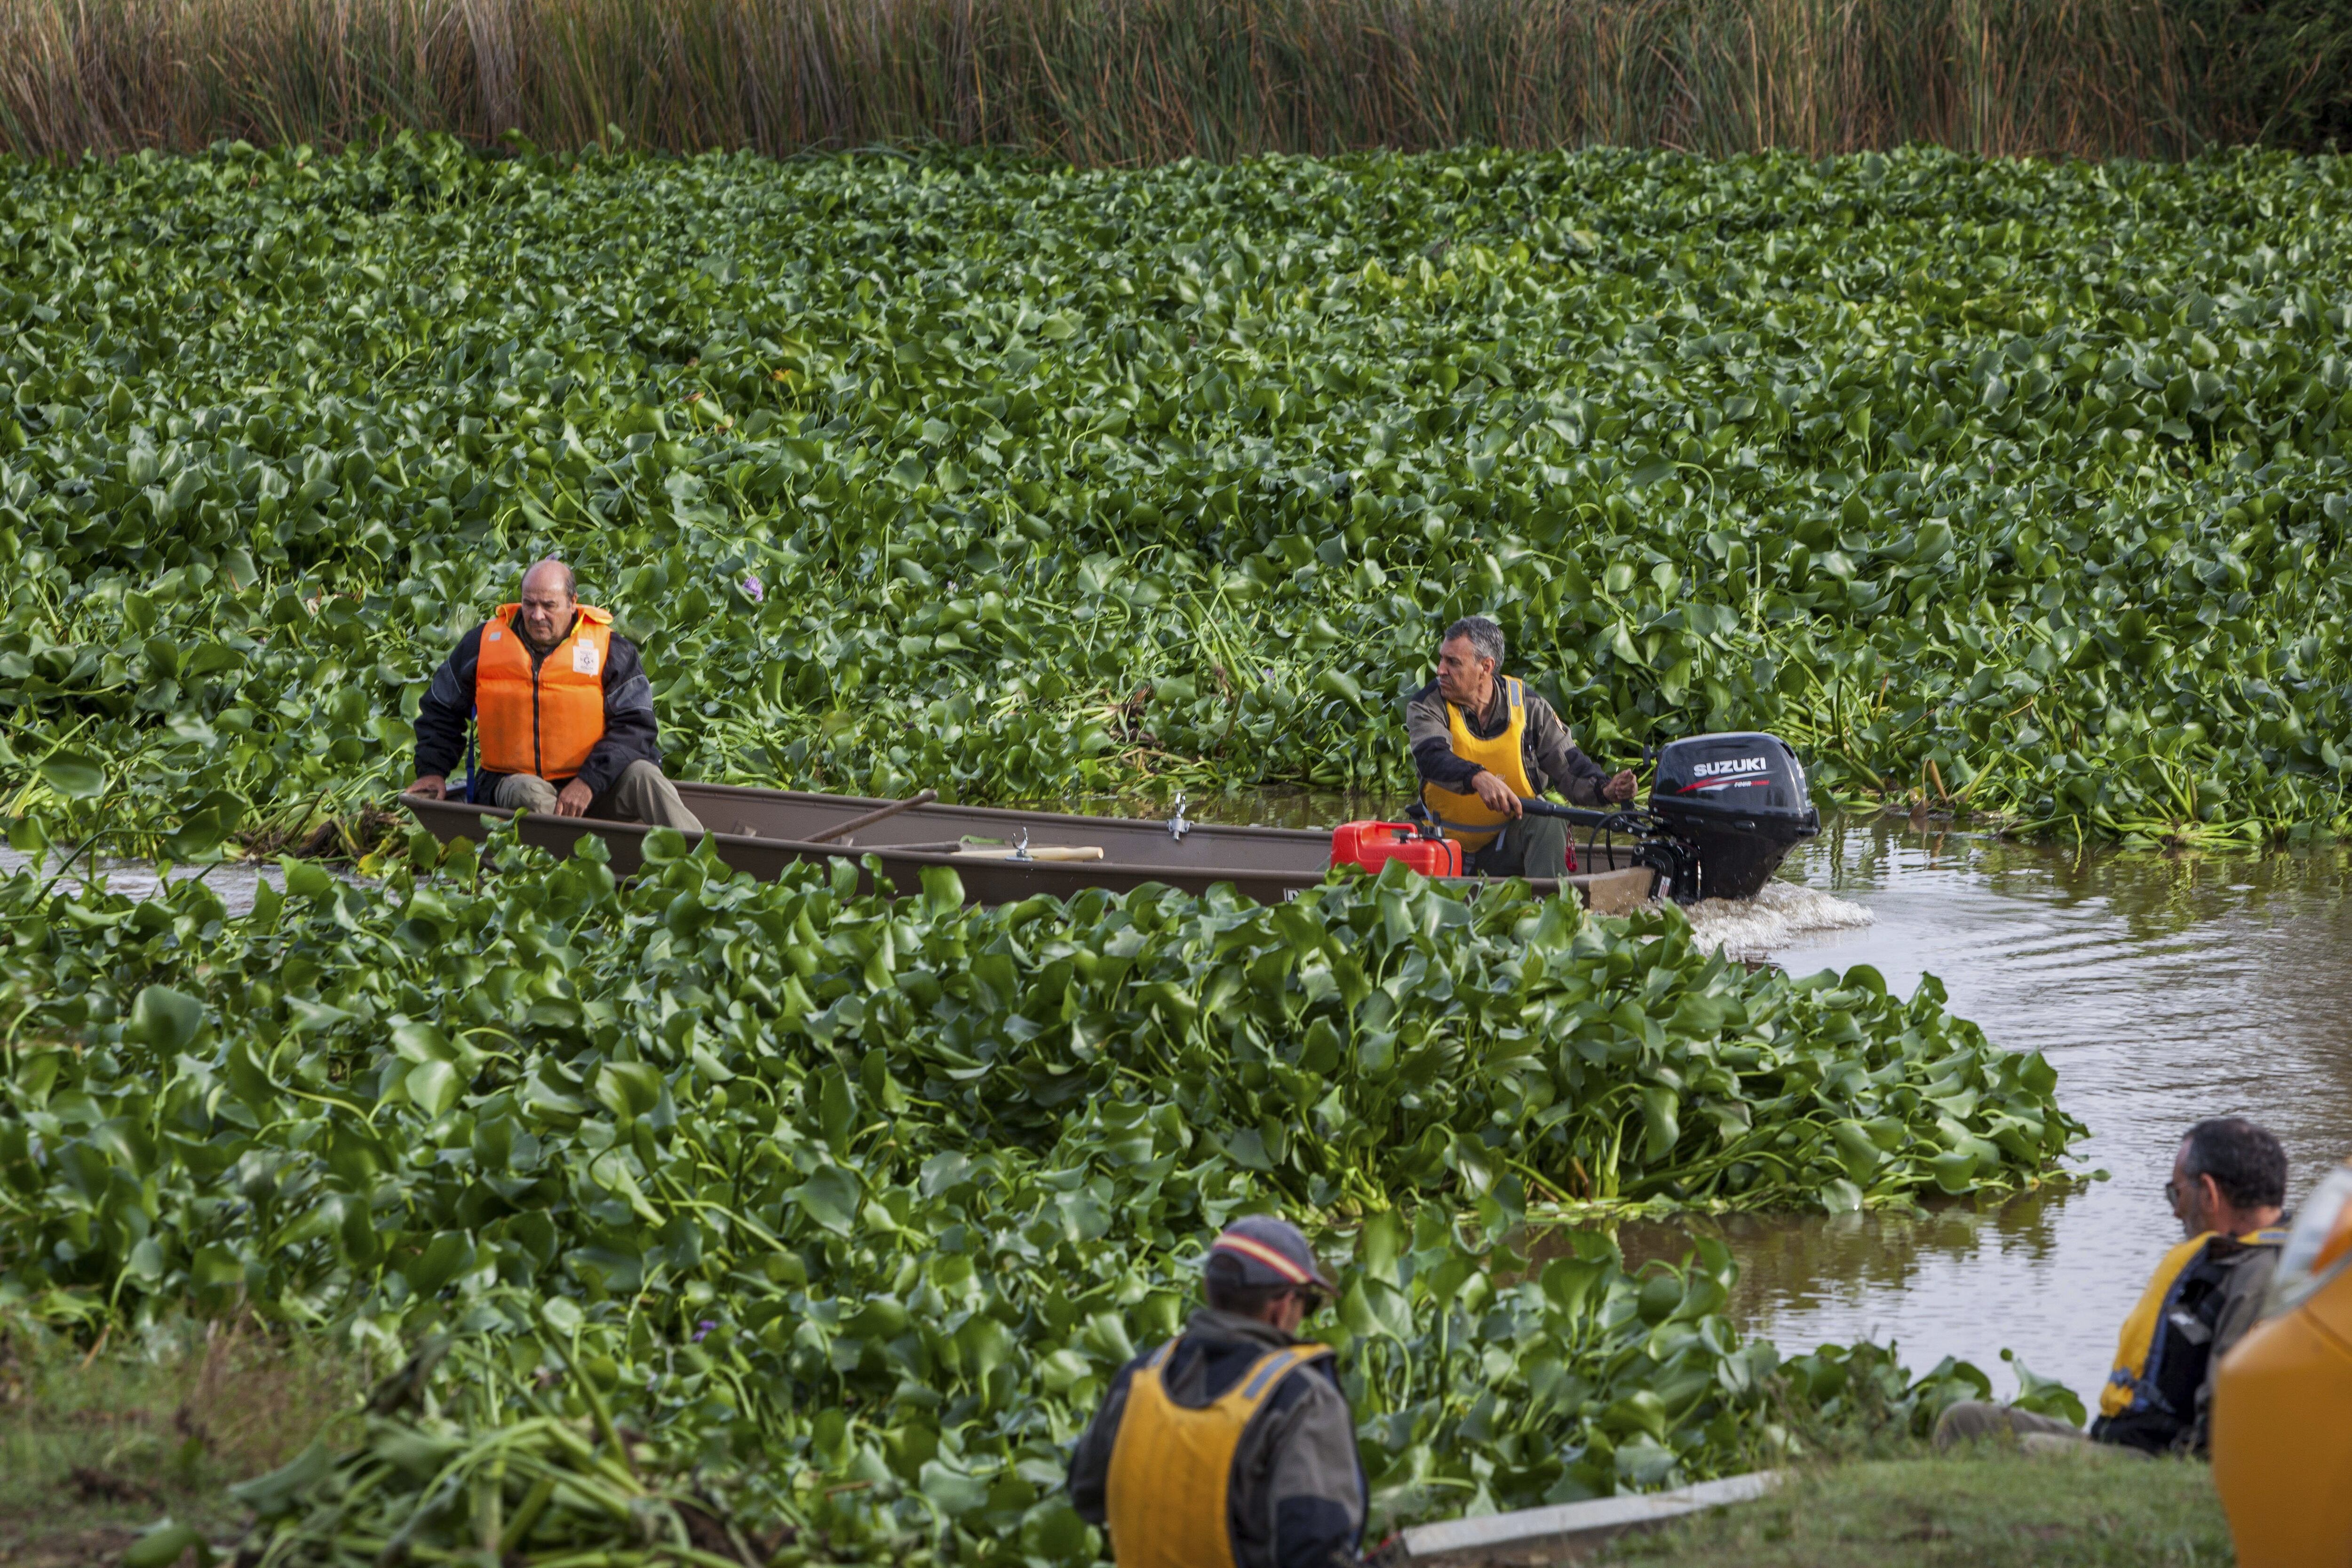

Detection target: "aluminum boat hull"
[401, 783, 1662, 912]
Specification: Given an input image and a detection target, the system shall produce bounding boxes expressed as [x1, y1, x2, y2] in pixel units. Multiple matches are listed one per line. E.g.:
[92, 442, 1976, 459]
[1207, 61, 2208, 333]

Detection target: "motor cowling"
[1647, 732, 1820, 900]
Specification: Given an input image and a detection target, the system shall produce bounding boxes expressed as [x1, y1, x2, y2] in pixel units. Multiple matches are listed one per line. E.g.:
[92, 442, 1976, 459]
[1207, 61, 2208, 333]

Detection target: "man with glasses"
[1067, 1216, 1367, 1568]
[1934, 1117, 2290, 1456]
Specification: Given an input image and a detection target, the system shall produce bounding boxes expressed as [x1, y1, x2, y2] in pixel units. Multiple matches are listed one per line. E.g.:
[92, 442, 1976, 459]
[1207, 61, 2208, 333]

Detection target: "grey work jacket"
[2189, 1242, 2282, 1453]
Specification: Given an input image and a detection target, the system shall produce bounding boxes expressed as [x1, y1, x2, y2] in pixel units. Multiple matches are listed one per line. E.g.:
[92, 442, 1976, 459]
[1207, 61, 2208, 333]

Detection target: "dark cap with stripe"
[1208, 1215, 1338, 1293]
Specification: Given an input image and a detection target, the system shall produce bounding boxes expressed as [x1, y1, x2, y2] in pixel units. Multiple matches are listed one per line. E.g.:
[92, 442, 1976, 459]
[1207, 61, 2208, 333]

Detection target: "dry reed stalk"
[457, 0, 515, 136]
[0, 0, 2302, 164]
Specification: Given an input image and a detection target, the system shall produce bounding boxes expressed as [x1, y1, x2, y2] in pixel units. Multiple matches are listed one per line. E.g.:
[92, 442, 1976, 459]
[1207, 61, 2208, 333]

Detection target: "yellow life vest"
[1104, 1338, 1335, 1568]
[1419, 676, 1535, 852]
[2100, 1227, 2290, 1419]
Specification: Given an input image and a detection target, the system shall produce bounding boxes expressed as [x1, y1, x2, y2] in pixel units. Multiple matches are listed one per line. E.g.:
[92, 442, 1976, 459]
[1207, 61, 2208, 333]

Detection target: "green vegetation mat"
[1601, 1447, 2233, 1568]
[0, 833, 2080, 1561]
[6, 140, 2352, 855]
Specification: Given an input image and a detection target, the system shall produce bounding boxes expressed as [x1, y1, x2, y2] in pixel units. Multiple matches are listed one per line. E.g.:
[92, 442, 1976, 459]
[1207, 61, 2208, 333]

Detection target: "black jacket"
[412, 612, 663, 797]
[2091, 1232, 2283, 1456]
[1069, 1308, 1366, 1568]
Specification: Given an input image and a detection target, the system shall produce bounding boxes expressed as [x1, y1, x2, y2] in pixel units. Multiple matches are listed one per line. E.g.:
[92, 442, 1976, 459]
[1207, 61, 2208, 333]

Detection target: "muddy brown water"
[14, 802, 2351, 1401]
[1647, 815, 2352, 1401]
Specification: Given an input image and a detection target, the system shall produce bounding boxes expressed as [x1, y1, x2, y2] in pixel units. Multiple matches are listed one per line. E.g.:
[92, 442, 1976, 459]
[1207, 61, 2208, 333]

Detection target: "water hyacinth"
[5, 140, 2352, 860]
[0, 821, 2077, 1559]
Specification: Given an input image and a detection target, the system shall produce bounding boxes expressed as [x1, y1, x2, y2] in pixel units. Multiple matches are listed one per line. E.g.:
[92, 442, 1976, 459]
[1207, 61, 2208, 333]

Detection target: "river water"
[0, 845, 293, 915]
[1659, 814, 2352, 1401]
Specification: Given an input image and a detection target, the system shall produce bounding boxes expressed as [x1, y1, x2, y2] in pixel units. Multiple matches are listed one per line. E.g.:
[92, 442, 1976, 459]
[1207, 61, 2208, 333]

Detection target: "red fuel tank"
[1329, 821, 1465, 878]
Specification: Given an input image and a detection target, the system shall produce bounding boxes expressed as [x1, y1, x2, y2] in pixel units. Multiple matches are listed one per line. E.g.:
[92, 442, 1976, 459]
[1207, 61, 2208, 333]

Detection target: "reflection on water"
[1629, 815, 2352, 1398]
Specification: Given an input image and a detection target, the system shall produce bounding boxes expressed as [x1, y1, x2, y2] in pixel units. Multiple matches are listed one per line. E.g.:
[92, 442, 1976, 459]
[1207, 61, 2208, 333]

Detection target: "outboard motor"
[1648, 732, 1820, 900]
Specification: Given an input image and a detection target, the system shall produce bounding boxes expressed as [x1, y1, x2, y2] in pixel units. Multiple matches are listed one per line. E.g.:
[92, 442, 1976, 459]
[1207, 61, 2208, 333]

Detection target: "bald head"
[517, 557, 579, 649]
[523, 558, 576, 599]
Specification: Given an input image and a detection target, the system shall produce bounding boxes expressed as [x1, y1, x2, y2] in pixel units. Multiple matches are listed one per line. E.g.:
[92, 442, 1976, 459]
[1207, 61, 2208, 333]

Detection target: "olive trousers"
[494, 760, 705, 834]
[1468, 813, 1570, 878]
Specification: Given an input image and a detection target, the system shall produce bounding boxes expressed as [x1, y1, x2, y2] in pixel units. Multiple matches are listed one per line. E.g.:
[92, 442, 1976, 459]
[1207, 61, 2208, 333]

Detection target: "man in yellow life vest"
[406, 558, 704, 833]
[1067, 1217, 1367, 1568]
[1934, 1117, 2289, 1456]
[1407, 616, 1636, 876]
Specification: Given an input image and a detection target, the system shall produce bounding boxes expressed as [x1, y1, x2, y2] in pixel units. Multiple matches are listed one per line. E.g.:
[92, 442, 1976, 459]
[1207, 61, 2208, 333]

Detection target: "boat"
[401, 782, 1667, 911]
[401, 730, 1821, 912]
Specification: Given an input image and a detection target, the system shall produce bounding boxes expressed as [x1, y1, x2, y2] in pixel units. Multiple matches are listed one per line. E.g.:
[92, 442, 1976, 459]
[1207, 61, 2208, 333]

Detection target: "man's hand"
[409, 774, 447, 800]
[555, 779, 596, 817]
[1602, 769, 1639, 804]
[1470, 769, 1524, 818]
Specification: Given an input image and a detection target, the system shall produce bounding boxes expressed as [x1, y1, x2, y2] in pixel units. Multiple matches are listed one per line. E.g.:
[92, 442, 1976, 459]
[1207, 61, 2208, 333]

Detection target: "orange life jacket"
[476, 604, 612, 781]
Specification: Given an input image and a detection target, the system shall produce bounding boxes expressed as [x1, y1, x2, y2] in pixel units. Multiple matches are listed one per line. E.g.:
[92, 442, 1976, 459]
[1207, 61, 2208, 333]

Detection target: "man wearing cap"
[1067, 1216, 1367, 1568]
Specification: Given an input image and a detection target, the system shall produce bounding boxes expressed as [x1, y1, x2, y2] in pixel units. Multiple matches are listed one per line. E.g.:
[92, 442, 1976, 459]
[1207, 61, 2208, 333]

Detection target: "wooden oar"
[866, 837, 1106, 862]
[804, 789, 938, 845]
[952, 845, 1103, 862]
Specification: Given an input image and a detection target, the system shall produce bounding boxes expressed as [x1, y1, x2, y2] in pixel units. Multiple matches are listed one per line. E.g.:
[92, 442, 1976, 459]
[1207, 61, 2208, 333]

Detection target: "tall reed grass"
[0, 0, 2344, 163]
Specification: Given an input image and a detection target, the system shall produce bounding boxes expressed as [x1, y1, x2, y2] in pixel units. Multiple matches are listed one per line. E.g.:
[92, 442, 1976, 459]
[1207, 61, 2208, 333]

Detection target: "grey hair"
[2181, 1118, 2288, 1210]
[1443, 615, 1504, 668]
[522, 557, 577, 598]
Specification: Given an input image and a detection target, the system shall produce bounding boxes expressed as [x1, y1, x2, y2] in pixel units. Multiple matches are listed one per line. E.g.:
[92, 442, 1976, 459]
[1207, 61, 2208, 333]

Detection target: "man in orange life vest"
[1407, 615, 1636, 877]
[1067, 1217, 1367, 1568]
[407, 558, 704, 833]
[1933, 1117, 2289, 1456]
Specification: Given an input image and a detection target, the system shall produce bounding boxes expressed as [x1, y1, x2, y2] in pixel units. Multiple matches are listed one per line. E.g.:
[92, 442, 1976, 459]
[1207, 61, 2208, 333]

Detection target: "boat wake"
[1680, 878, 1875, 958]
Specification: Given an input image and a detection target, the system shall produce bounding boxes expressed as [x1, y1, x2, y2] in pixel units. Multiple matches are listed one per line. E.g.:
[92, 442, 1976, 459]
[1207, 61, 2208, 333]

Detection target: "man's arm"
[410, 626, 485, 789]
[1405, 684, 1482, 789]
[1521, 697, 1611, 806]
[575, 635, 663, 796]
[1262, 1373, 1367, 1568]
[1066, 1360, 1142, 1527]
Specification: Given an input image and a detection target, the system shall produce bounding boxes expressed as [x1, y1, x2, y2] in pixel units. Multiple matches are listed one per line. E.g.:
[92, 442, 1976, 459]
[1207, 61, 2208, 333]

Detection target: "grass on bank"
[0, 1319, 359, 1568]
[1601, 1442, 2234, 1568]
